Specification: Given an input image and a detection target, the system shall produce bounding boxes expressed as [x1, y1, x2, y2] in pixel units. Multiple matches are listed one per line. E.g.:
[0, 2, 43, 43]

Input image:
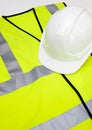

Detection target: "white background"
[0, 0, 92, 16]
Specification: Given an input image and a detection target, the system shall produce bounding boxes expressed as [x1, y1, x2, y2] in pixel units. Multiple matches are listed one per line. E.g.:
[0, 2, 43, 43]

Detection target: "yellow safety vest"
[0, 2, 92, 130]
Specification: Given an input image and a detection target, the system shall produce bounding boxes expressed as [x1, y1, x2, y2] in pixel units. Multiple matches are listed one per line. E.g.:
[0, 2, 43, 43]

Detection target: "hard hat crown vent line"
[65, 9, 92, 57]
[64, 8, 85, 45]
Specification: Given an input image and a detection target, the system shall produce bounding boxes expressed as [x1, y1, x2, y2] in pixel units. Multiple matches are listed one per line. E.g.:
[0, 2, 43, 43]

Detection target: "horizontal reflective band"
[0, 65, 52, 95]
[0, 34, 22, 75]
[46, 4, 58, 14]
[31, 99, 92, 130]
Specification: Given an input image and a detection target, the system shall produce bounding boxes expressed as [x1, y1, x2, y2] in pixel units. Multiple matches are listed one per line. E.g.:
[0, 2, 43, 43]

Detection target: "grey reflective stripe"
[0, 34, 52, 95]
[31, 99, 92, 130]
[2, 52, 22, 75]
[0, 34, 22, 74]
[0, 65, 52, 95]
[46, 4, 58, 14]
[0, 4, 58, 95]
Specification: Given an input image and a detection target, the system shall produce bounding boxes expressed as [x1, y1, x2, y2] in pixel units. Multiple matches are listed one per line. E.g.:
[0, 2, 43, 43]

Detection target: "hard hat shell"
[39, 6, 92, 74]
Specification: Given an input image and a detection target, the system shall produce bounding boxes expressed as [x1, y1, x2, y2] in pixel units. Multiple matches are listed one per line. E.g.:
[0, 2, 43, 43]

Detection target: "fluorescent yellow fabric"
[71, 119, 92, 130]
[66, 56, 92, 102]
[0, 57, 10, 82]
[0, 3, 69, 130]
[0, 12, 41, 74]
[30, 57, 92, 129]
[0, 2, 92, 130]
[56, 2, 66, 9]
[35, 6, 52, 29]
[35, 2, 65, 29]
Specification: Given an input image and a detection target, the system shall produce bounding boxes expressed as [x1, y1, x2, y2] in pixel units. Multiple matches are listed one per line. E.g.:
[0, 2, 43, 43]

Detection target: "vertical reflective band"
[0, 34, 52, 95]
[46, 4, 58, 14]
[31, 99, 92, 130]
[0, 34, 22, 75]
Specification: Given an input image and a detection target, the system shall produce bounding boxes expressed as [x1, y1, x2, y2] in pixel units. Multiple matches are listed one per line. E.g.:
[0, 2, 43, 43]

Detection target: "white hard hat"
[39, 6, 92, 74]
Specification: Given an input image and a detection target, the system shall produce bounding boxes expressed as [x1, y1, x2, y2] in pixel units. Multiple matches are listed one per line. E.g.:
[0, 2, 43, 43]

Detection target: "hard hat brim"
[39, 30, 91, 74]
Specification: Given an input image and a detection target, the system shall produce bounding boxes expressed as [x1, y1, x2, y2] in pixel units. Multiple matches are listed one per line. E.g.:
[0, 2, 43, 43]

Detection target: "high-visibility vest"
[0, 2, 92, 130]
